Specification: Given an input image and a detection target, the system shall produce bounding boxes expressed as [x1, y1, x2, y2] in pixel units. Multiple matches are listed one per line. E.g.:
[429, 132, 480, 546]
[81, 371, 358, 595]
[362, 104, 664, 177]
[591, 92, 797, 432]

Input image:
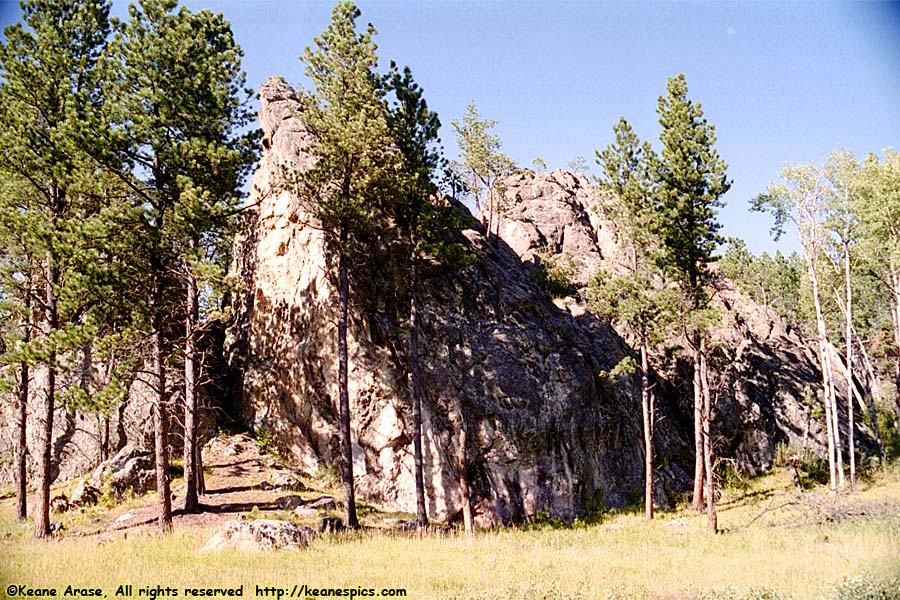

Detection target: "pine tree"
[0, 0, 113, 539]
[451, 103, 514, 239]
[108, 0, 256, 530]
[655, 74, 730, 532]
[592, 117, 674, 520]
[292, 0, 395, 529]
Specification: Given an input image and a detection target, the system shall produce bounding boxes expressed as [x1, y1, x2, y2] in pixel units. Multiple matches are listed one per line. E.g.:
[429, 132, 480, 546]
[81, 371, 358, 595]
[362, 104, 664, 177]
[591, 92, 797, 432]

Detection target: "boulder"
[70, 480, 101, 507]
[202, 519, 317, 551]
[305, 496, 338, 511]
[275, 495, 305, 510]
[92, 445, 156, 500]
[50, 494, 69, 513]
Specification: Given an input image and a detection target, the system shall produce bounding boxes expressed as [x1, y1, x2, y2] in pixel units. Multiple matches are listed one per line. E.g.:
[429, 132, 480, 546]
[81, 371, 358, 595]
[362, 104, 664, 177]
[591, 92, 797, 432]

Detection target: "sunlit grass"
[1, 468, 898, 600]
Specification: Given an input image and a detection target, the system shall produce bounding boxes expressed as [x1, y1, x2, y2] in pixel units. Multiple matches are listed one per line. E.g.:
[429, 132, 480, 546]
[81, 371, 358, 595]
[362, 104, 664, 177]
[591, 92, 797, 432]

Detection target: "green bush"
[825, 575, 900, 600]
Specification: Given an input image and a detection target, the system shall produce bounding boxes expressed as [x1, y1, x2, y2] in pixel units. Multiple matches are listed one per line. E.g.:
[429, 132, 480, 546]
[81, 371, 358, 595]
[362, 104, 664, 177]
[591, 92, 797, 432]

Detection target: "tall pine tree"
[0, 0, 112, 539]
[293, 0, 394, 529]
[655, 74, 730, 532]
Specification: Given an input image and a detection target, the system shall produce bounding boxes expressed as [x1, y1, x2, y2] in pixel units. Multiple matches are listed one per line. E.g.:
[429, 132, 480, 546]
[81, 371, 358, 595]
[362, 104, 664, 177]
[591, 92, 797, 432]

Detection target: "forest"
[1, 1, 899, 598]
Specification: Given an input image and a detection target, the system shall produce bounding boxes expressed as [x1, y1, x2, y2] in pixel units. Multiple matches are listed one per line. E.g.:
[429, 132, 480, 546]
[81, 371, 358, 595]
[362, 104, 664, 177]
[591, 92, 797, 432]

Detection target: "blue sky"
[1, 0, 898, 255]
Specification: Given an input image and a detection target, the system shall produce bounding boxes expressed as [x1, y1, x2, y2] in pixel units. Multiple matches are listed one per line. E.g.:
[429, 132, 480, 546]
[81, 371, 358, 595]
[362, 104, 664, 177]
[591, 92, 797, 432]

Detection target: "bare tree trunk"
[15, 280, 31, 521]
[854, 333, 885, 463]
[891, 272, 900, 437]
[337, 247, 359, 529]
[150, 271, 172, 532]
[700, 338, 717, 533]
[640, 335, 653, 520]
[183, 252, 199, 513]
[100, 415, 109, 463]
[828, 354, 846, 490]
[409, 235, 427, 527]
[844, 244, 856, 492]
[34, 254, 57, 539]
[691, 336, 704, 511]
[805, 253, 838, 491]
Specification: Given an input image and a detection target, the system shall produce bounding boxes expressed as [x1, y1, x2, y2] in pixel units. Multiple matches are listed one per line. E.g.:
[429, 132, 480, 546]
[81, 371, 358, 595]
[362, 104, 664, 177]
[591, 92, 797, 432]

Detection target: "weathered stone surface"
[91, 445, 156, 499]
[305, 496, 339, 511]
[488, 169, 845, 475]
[202, 519, 317, 551]
[70, 480, 101, 507]
[226, 78, 649, 525]
[50, 494, 69, 513]
[275, 495, 305, 510]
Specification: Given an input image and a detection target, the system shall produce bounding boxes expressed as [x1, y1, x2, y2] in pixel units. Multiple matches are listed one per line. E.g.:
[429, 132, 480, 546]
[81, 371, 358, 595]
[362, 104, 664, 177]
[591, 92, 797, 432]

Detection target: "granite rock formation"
[226, 78, 664, 524]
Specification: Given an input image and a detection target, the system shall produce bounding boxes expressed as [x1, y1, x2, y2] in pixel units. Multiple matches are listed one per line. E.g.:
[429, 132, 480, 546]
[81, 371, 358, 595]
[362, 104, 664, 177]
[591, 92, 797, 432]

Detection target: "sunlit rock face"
[488, 169, 845, 476]
[226, 78, 660, 524]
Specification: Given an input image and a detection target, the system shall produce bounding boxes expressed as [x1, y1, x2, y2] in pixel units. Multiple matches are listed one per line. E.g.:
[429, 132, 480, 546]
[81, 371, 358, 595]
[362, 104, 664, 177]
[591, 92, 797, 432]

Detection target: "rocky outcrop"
[487, 169, 835, 475]
[226, 78, 661, 525]
[91, 444, 156, 499]
[202, 519, 317, 551]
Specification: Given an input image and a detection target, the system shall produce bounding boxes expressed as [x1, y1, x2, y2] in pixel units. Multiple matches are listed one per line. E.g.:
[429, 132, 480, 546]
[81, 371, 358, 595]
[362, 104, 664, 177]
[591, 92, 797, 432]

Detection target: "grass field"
[1, 465, 898, 600]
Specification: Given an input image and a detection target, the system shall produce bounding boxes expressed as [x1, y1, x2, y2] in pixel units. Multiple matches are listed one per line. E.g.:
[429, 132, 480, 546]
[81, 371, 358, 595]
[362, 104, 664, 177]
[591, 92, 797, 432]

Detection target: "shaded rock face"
[227, 78, 658, 525]
[488, 169, 834, 475]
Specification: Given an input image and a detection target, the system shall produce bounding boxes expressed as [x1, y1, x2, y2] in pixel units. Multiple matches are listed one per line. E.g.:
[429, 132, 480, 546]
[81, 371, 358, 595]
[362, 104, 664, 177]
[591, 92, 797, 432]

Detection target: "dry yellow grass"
[1, 467, 898, 600]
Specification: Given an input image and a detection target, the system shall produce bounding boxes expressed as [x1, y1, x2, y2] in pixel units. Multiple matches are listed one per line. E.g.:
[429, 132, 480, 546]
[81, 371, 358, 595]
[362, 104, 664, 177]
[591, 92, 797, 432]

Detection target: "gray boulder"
[202, 519, 317, 551]
[92, 445, 156, 500]
[70, 480, 101, 507]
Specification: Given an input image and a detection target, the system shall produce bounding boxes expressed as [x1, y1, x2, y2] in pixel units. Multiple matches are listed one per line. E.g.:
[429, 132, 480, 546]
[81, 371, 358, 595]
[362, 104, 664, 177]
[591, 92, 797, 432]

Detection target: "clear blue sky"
[1, 0, 898, 255]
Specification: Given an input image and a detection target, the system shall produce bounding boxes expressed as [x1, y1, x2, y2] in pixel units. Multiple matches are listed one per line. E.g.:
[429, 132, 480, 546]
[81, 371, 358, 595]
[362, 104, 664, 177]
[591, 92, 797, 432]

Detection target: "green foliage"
[530, 249, 575, 298]
[451, 102, 514, 216]
[655, 73, 731, 303]
[294, 0, 393, 252]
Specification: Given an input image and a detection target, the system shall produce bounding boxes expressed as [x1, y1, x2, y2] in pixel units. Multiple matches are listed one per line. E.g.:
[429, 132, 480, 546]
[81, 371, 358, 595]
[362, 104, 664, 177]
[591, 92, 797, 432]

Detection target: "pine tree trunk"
[844, 244, 856, 492]
[100, 415, 109, 463]
[34, 253, 57, 539]
[691, 336, 704, 511]
[150, 271, 173, 532]
[409, 235, 427, 527]
[700, 338, 717, 533]
[640, 335, 653, 520]
[183, 255, 199, 513]
[337, 247, 359, 529]
[458, 421, 473, 537]
[15, 282, 30, 521]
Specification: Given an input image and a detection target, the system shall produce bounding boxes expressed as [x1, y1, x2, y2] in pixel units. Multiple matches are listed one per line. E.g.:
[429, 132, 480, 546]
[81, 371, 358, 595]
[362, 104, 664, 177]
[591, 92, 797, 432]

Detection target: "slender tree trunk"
[458, 419, 473, 537]
[16, 282, 31, 521]
[337, 246, 359, 529]
[828, 354, 846, 490]
[844, 244, 856, 492]
[805, 253, 838, 490]
[183, 251, 199, 512]
[150, 269, 172, 532]
[34, 253, 58, 539]
[691, 335, 704, 511]
[853, 331, 885, 462]
[409, 234, 427, 527]
[700, 338, 717, 533]
[891, 272, 900, 436]
[100, 415, 109, 463]
[640, 334, 653, 520]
